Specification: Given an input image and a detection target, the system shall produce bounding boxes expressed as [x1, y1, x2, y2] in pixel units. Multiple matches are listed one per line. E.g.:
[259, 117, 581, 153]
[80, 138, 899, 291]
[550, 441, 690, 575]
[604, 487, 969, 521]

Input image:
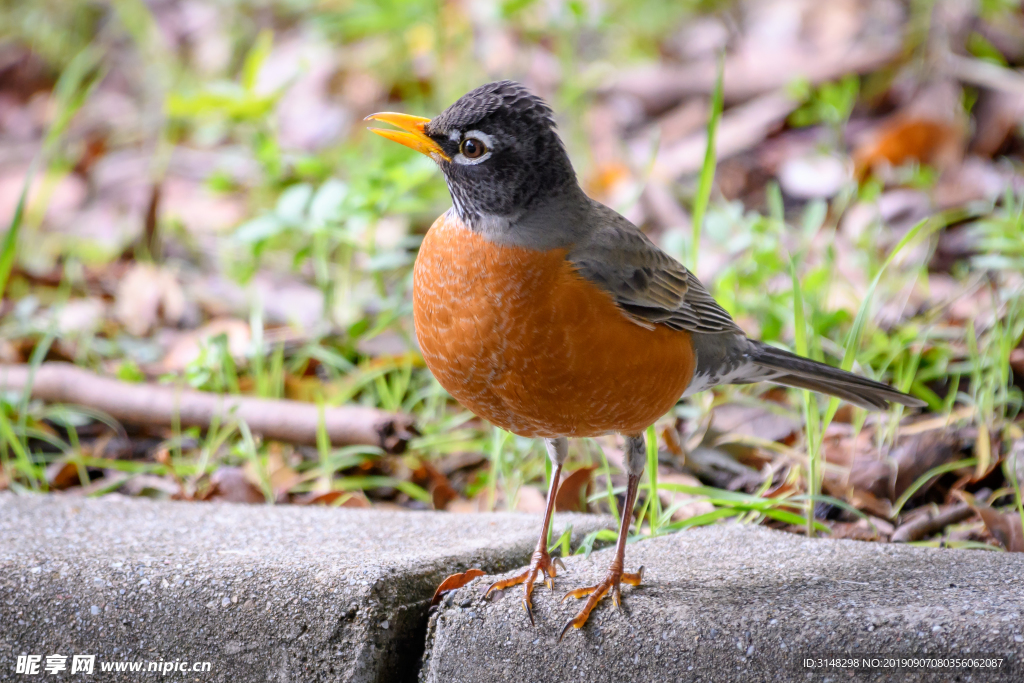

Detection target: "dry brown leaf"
[241, 450, 301, 500]
[430, 568, 484, 606]
[55, 298, 106, 336]
[853, 117, 963, 181]
[114, 263, 186, 337]
[848, 489, 893, 519]
[159, 318, 251, 373]
[207, 466, 264, 504]
[710, 403, 801, 444]
[829, 518, 886, 542]
[835, 430, 964, 507]
[971, 90, 1024, 157]
[45, 460, 83, 490]
[554, 466, 594, 513]
[891, 430, 965, 501]
[976, 506, 1024, 552]
[661, 425, 684, 457]
[582, 161, 631, 204]
[435, 451, 487, 476]
[0, 339, 20, 364]
[294, 490, 371, 507]
[1011, 347, 1024, 382]
[515, 485, 547, 514]
[412, 459, 459, 511]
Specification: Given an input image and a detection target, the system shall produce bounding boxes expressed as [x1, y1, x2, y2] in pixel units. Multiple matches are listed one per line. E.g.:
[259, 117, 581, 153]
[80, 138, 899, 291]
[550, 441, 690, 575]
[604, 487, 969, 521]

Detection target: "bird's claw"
[559, 565, 644, 641]
[483, 548, 565, 625]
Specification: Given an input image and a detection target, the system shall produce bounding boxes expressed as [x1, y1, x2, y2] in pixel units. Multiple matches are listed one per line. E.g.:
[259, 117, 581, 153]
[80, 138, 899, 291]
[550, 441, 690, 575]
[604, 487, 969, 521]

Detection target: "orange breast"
[412, 212, 695, 438]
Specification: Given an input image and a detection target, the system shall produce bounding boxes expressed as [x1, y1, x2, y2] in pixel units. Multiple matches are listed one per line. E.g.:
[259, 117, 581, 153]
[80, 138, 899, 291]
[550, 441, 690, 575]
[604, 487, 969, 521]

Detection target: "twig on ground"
[891, 502, 974, 543]
[0, 363, 417, 453]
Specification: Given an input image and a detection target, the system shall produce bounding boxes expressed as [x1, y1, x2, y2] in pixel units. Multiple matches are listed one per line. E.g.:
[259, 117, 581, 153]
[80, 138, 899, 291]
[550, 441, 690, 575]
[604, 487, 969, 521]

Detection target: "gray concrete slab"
[421, 524, 1024, 683]
[0, 493, 607, 682]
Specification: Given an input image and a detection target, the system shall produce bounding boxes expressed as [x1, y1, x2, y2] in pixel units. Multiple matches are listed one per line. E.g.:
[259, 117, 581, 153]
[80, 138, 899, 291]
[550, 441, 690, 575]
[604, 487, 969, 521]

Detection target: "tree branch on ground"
[0, 363, 417, 453]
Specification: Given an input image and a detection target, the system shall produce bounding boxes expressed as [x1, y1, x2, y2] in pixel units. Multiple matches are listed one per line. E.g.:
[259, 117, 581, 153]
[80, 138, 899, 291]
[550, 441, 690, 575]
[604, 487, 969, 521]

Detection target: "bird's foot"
[559, 565, 644, 640]
[484, 548, 566, 625]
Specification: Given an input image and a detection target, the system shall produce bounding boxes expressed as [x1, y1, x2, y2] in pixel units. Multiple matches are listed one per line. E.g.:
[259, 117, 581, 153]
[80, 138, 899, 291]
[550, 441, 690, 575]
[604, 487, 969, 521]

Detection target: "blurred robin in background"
[366, 81, 924, 639]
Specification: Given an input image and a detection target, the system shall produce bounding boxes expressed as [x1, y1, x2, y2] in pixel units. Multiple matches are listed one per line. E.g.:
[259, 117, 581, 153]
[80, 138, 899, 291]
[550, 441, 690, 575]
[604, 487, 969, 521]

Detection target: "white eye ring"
[453, 130, 493, 165]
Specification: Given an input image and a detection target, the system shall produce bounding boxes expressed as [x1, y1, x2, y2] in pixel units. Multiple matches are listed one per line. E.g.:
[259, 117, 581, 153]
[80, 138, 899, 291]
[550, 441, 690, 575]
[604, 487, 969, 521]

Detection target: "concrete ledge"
[421, 525, 1024, 683]
[0, 493, 607, 682]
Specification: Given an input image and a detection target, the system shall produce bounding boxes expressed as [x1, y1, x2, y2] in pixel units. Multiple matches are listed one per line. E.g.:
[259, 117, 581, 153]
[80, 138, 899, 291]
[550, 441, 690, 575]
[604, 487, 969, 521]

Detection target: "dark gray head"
[422, 81, 578, 222]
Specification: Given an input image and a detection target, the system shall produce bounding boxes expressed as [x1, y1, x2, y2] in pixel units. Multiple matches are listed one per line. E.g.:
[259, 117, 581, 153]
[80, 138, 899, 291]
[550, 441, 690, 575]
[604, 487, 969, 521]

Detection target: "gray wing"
[568, 202, 742, 335]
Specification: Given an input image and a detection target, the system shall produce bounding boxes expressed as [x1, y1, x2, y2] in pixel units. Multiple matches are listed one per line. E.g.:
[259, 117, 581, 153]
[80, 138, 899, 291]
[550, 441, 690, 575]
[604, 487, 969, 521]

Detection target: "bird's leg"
[560, 433, 646, 640]
[483, 437, 568, 625]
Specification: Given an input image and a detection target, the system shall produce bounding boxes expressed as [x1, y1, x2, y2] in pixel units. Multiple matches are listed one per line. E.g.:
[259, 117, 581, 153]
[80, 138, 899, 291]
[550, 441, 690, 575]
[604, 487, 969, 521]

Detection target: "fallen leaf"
[430, 568, 484, 606]
[848, 488, 893, 519]
[114, 263, 186, 337]
[1010, 348, 1024, 381]
[45, 460, 83, 490]
[836, 429, 965, 506]
[661, 425, 684, 456]
[55, 298, 106, 335]
[891, 430, 965, 501]
[241, 450, 300, 500]
[710, 403, 801, 444]
[583, 161, 631, 204]
[976, 506, 1024, 552]
[555, 466, 594, 513]
[207, 466, 264, 504]
[829, 519, 884, 541]
[971, 89, 1024, 158]
[853, 117, 963, 181]
[515, 485, 547, 514]
[435, 451, 487, 476]
[294, 490, 371, 507]
[159, 318, 251, 373]
[413, 459, 459, 511]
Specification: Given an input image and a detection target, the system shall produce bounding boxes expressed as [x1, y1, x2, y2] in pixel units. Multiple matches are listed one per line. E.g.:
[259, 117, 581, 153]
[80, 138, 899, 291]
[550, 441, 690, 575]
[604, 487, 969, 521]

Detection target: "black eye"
[460, 137, 486, 159]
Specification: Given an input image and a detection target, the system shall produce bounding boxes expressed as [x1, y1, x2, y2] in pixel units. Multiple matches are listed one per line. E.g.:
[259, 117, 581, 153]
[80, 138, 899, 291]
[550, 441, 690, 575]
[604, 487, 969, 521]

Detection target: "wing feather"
[568, 202, 741, 335]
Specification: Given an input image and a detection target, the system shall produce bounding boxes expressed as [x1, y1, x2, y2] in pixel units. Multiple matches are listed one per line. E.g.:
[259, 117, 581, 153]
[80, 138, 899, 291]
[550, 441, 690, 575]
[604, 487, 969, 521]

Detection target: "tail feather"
[747, 341, 926, 411]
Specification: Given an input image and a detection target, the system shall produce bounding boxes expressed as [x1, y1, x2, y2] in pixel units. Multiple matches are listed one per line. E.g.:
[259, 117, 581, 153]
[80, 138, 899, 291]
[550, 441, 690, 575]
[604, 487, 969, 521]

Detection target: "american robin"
[366, 81, 924, 639]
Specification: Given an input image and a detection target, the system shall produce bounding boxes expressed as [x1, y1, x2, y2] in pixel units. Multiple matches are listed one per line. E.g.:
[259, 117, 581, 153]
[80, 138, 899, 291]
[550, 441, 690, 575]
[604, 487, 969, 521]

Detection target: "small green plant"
[788, 74, 859, 147]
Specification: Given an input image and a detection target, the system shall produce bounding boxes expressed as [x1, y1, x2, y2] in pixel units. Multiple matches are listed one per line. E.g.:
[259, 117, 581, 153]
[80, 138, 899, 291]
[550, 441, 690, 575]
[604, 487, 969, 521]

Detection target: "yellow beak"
[364, 112, 450, 162]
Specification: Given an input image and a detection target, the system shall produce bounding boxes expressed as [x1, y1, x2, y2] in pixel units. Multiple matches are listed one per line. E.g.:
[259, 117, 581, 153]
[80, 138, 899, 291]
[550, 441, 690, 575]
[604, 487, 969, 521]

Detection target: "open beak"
[365, 112, 450, 162]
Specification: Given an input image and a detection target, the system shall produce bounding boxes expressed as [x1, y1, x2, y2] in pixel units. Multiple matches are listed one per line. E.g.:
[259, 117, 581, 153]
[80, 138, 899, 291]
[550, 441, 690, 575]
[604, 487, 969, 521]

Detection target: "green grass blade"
[0, 174, 29, 301]
[689, 51, 724, 272]
[822, 217, 946, 428]
[790, 256, 820, 537]
[662, 508, 741, 532]
[892, 457, 977, 518]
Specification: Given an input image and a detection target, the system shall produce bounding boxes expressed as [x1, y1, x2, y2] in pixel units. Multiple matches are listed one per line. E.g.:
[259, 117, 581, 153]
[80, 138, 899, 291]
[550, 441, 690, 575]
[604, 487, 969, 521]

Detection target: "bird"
[366, 80, 925, 639]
